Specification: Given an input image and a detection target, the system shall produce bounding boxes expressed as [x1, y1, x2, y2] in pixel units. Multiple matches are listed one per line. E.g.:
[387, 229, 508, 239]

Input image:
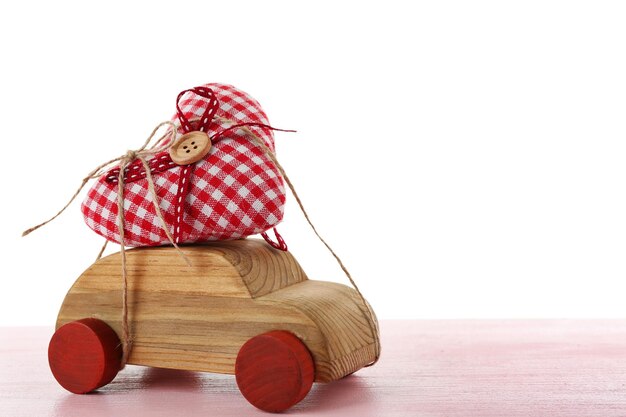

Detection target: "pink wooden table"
[2, 320, 626, 416]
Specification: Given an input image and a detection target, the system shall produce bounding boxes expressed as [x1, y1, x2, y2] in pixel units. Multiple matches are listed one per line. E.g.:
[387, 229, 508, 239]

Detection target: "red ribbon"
[176, 87, 220, 133]
[261, 227, 288, 251]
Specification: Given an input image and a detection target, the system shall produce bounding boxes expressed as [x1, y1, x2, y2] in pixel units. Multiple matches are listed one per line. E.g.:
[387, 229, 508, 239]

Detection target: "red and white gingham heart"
[81, 83, 286, 247]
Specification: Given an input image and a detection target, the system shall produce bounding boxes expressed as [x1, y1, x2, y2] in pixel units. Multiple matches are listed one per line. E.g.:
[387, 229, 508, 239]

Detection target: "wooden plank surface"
[2, 320, 626, 416]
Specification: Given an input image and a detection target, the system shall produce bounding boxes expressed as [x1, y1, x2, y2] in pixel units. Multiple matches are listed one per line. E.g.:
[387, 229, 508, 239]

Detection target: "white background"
[1, 1, 625, 325]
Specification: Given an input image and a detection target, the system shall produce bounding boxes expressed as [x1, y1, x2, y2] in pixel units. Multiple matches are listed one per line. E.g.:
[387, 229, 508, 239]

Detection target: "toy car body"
[49, 239, 379, 412]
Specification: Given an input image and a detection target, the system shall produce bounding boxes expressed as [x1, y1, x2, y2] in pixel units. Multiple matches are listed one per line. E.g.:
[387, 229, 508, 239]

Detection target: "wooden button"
[169, 131, 212, 165]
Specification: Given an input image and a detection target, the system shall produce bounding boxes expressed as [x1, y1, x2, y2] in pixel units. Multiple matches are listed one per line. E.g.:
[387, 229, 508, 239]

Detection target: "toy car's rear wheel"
[48, 318, 122, 394]
[235, 330, 315, 412]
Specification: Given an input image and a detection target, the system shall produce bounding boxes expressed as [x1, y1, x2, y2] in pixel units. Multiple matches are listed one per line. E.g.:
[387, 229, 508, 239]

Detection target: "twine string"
[214, 117, 382, 364]
[22, 121, 177, 238]
[117, 158, 131, 367]
[22, 121, 191, 369]
[111, 125, 193, 368]
[96, 239, 108, 262]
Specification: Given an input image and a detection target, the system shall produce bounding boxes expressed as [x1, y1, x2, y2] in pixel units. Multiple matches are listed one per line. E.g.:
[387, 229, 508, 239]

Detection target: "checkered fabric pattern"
[81, 83, 286, 247]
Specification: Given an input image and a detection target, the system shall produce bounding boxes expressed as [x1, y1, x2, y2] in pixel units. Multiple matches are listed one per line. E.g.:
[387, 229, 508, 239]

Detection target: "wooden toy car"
[48, 239, 379, 412]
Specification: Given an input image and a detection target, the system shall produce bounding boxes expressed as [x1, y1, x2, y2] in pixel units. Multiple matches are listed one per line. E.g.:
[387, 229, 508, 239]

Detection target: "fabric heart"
[81, 83, 286, 247]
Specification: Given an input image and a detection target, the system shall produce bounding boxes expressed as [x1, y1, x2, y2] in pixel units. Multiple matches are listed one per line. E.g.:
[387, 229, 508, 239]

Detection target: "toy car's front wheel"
[48, 318, 122, 394]
[235, 330, 315, 412]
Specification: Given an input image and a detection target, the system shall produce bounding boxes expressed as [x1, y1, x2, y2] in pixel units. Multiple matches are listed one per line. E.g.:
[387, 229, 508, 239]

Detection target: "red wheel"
[48, 318, 122, 394]
[235, 330, 315, 412]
